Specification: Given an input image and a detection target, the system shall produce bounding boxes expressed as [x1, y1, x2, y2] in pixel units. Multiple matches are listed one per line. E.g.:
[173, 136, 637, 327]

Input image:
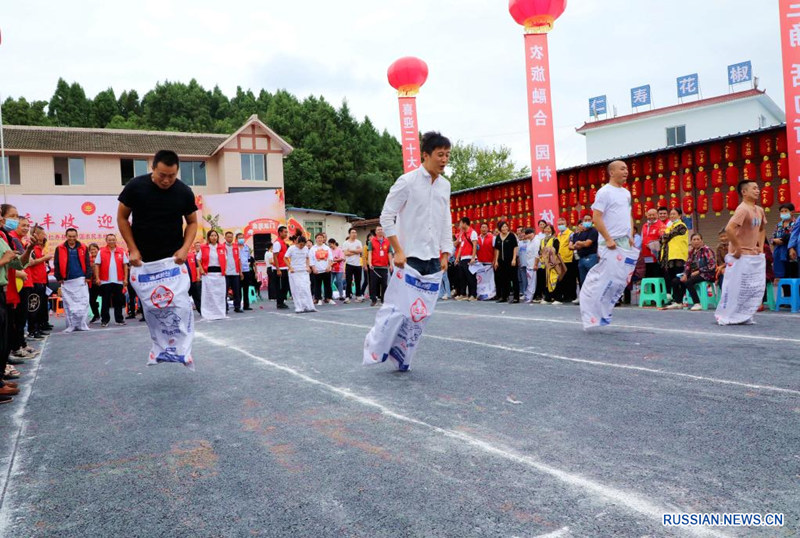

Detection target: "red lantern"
[777, 130, 788, 154]
[668, 152, 680, 172]
[644, 199, 656, 212]
[387, 57, 429, 95]
[524, 198, 531, 212]
[560, 211, 569, 222]
[589, 185, 598, 204]
[557, 173, 568, 190]
[630, 179, 641, 198]
[712, 188, 724, 215]
[630, 158, 641, 177]
[559, 191, 568, 208]
[644, 177, 655, 197]
[580, 208, 592, 219]
[741, 137, 755, 159]
[682, 195, 694, 216]
[643, 156, 654, 176]
[760, 157, 774, 181]
[668, 172, 679, 194]
[695, 169, 708, 191]
[655, 154, 667, 174]
[759, 134, 774, 156]
[778, 154, 788, 179]
[711, 165, 723, 188]
[742, 161, 756, 181]
[656, 175, 667, 195]
[578, 170, 588, 187]
[778, 181, 791, 204]
[694, 146, 707, 167]
[568, 172, 577, 189]
[761, 182, 774, 209]
[523, 182, 531, 196]
[632, 201, 644, 220]
[657, 196, 668, 209]
[681, 149, 693, 168]
[509, 0, 567, 32]
[725, 165, 739, 187]
[578, 188, 589, 205]
[568, 209, 579, 227]
[726, 190, 739, 211]
[500, 201, 509, 215]
[588, 167, 598, 185]
[516, 183, 523, 196]
[723, 140, 738, 162]
[598, 166, 607, 184]
[682, 172, 693, 192]
[669, 196, 680, 210]
[696, 193, 709, 216]
[709, 142, 722, 165]
[568, 190, 578, 207]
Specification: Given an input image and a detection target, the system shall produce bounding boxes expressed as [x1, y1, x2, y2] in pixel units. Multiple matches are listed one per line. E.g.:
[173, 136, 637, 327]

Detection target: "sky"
[0, 0, 786, 170]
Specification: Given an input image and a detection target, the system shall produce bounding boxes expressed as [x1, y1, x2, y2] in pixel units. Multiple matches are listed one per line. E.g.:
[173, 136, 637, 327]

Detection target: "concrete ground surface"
[0, 299, 797, 537]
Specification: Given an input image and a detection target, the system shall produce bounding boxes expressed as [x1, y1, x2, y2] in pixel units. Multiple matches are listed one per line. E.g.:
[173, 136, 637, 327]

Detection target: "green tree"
[445, 142, 529, 192]
[1, 97, 49, 125]
[48, 78, 92, 126]
[92, 88, 120, 127]
[117, 90, 142, 119]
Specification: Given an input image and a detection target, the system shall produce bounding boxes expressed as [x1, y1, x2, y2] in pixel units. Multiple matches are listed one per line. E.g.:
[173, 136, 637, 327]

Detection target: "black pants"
[557, 261, 578, 302]
[9, 303, 25, 353]
[127, 286, 141, 317]
[406, 257, 441, 276]
[664, 264, 685, 297]
[189, 281, 202, 312]
[368, 267, 389, 302]
[644, 262, 663, 279]
[345, 265, 362, 299]
[13, 288, 31, 348]
[33, 283, 48, 331]
[671, 274, 707, 304]
[275, 269, 290, 306]
[360, 267, 370, 298]
[533, 268, 546, 300]
[225, 275, 241, 311]
[100, 283, 126, 324]
[448, 263, 462, 296]
[313, 271, 333, 301]
[241, 271, 254, 308]
[0, 289, 10, 388]
[267, 268, 277, 300]
[89, 284, 100, 319]
[497, 262, 519, 301]
[459, 260, 477, 298]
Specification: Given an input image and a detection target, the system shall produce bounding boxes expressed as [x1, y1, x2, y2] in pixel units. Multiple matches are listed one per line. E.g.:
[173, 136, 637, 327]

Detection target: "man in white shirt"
[309, 233, 335, 305]
[380, 131, 454, 277]
[342, 228, 364, 304]
[592, 160, 634, 250]
[223, 231, 244, 313]
[94, 234, 130, 327]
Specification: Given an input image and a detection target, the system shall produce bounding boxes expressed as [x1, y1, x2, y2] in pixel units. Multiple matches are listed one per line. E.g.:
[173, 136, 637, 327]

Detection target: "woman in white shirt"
[285, 236, 316, 313]
[342, 228, 364, 304]
[197, 230, 227, 320]
[308, 233, 335, 305]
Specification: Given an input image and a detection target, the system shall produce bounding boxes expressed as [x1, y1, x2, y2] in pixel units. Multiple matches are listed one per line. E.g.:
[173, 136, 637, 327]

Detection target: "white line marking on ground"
[288, 316, 800, 397]
[195, 332, 728, 538]
[534, 527, 571, 538]
[435, 309, 800, 345]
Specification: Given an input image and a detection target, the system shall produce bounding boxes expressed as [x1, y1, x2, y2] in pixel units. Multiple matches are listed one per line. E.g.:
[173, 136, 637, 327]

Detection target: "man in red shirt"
[367, 226, 393, 307]
[94, 234, 130, 327]
[454, 217, 478, 301]
[271, 226, 290, 310]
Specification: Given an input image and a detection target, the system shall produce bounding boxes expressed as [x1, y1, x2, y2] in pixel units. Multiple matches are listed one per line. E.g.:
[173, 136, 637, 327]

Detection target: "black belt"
[207, 267, 221, 273]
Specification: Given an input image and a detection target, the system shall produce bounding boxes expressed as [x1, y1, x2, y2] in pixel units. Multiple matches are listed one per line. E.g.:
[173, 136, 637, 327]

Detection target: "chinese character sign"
[398, 97, 421, 172]
[524, 33, 558, 224]
[779, 1, 800, 206]
[676, 73, 699, 98]
[588, 95, 607, 116]
[727, 60, 752, 86]
[630, 85, 651, 108]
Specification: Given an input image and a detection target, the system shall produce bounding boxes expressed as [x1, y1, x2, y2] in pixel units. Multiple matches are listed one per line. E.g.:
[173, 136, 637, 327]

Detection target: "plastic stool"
[248, 287, 259, 304]
[764, 282, 776, 311]
[684, 281, 718, 309]
[53, 297, 64, 317]
[639, 277, 668, 307]
[774, 278, 800, 313]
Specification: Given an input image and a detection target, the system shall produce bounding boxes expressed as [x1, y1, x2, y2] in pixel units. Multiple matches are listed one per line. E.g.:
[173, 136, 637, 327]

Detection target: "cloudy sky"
[0, 0, 785, 169]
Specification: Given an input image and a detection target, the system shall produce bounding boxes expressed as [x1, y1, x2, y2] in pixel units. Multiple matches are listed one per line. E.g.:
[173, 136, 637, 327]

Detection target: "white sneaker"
[665, 302, 683, 310]
[690, 304, 702, 311]
[316, 300, 324, 306]
[343, 298, 351, 304]
[551, 301, 562, 305]
[572, 298, 580, 305]
[355, 297, 364, 303]
[326, 299, 336, 305]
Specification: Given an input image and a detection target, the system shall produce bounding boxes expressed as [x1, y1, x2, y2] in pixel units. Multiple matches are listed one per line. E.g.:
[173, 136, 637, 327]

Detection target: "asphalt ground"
[0, 297, 797, 537]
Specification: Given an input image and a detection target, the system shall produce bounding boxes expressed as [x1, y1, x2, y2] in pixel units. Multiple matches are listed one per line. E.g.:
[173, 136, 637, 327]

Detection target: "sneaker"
[468, 297, 478, 302]
[572, 298, 580, 305]
[23, 346, 38, 355]
[43, 324, 54, 330]
[455, 296, 468, 301]
[440, 296, 449, 301]
[101, 322, 109, 327]
[115, 321, 126, 326]
[37, 329, 51, 336]
[89, 316, 99, 324]
[355, 297, 364, 303]
[370, 300, 378, 307]
[139, 318, 146, 322]
[316, 300, 324, 306]
[343, 298, 351, 304]
[551, 300, 563, 305]
[326, 299, 336, 305]
[690, 304, 702, 311]
[0, 385, 20, 396]
[664, 302, 683, 310]
[28, 333, 45, 341]
[495, 298, 507, 303]
[277, 303, 289, 310]
[126, 314, 136, 320]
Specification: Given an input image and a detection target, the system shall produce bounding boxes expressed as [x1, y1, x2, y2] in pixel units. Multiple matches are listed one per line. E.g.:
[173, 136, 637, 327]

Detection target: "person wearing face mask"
[555, 218, 577, 303]
[658, 207, 689, 300]
[771, 203, 797, 280]
[640, 209, 666, 279]
[569, 214, 599, 295]
[538, 223, 565, 304]
[236, 233, 255, 311]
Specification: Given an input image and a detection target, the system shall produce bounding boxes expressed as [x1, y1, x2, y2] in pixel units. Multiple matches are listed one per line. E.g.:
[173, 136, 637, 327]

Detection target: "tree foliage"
[2, 78, 525, 217]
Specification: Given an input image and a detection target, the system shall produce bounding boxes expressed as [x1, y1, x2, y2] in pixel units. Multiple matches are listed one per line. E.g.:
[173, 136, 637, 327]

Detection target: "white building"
[577, 89, 785, 162]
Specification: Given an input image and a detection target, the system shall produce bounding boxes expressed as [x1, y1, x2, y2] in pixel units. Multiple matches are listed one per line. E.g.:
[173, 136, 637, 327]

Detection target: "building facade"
[286, 207, 364, 245]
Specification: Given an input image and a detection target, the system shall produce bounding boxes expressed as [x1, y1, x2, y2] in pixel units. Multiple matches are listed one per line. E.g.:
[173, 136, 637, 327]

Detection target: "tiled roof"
[1, 125, 227, 156]
[576, 89, 767, 133]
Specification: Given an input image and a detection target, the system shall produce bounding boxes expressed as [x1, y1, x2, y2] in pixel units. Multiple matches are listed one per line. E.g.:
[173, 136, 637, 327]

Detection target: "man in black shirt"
[117, 150, 198, 266]
[569, 213, 600, 295]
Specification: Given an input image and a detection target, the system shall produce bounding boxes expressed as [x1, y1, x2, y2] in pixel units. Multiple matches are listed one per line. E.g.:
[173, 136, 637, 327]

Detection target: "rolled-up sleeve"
[380, 175, 410, 238]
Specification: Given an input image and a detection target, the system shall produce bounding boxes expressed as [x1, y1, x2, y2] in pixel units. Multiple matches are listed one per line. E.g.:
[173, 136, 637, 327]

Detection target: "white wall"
[584, 97, 784, 162]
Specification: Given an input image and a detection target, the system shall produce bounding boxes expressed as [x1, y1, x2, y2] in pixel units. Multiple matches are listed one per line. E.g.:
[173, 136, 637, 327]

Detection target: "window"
[0, 156, 21, 185]
[241, 153, 266, 181]
[180, 161, 207, 186]
[54, 157, 85, 186]
[304, 220, 323, 238]
[120, 158, 149, 185]
[666, 125, 686, 147]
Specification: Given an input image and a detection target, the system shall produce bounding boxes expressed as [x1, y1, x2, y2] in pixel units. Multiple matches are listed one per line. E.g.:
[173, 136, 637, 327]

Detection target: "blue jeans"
[331, 271, 345, 298]
[406, 257, 442, 276]
[518, 265, 528, 296]
[438, 271, 451, 299]
[578, 254, 599, 287]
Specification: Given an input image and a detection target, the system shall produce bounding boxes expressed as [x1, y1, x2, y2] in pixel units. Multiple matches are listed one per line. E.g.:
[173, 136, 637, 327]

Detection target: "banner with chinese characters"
[5, 189, 286, 252]
[780, 0, 800, 206]
[398, 96, 421, 172]
[524, 33, 558, 224]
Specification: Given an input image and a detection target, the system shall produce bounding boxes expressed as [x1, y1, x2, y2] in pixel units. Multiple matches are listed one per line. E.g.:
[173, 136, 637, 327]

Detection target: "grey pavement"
[0, 299, 797, 537]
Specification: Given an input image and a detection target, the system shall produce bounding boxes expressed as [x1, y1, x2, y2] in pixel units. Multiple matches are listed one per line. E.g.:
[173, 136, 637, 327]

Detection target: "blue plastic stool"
[774, 278, 800, 313]
[248, 287, 259, 304]
[639, 277, 668, 307]
[684, 281, 718, 309]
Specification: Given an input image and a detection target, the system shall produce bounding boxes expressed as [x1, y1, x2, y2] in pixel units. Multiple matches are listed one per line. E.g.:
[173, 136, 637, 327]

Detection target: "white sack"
[62, 277, 90, 331]
[470, 262, 496, 301]
[579, 246, 639, 329]
[200, 273, 227, 320]
[715, 254, 766, 326]
[289, 270, 316, 313]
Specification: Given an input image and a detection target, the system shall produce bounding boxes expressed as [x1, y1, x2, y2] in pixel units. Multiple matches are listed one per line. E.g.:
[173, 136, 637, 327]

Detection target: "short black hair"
[235, 232, 244, 238]
[348, 227, 357, 234]
[691, 232, 703, 240]
[88, 242, 99, 250]
[65, 227, 78, 235]
[328, 238, 338, 246]
[524, 228, 535, 234]
[737, 179, 756, 196]
[480, 222, 489, 228]
[0, 203, 16, 217]
[224, 231, 233, 236]
[658, 206, 668, 213]
[206, 229, 219, 241]
[277, 226, 287, 234]
[538, 219, 547, 226]
[315, 232, 325, 238]
[153, 150, 180, 169]
[105, 233, 116, 240]
[497, 220, 509, 231]
[779, 203, 796, 212]
[421, 131, 451, 156]
[295, 235, 307, 244]
[460, 217, 471, 225]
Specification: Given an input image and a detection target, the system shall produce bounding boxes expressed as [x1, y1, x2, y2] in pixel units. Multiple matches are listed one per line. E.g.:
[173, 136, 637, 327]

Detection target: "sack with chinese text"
[469, 262, 496, 300]
[130, 258, 195, 370]
[579, 246, 639, 329]
[363, 265, 441, 371]
[715, 254, 765, 326]
[61, 277, 91, 331]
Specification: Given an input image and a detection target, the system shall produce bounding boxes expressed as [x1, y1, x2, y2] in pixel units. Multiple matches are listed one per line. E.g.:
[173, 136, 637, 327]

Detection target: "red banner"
[780, 0, 800, 206]
[398, 96, 421, 172]
[523, 33, 558, 224]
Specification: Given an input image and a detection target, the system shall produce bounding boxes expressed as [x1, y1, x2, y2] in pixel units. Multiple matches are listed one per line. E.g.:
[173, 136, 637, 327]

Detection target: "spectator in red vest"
[94, 234, 130, 327]
[26, 225, 53, 341]
[271, 226, 290, 310]
[455, 217, 478, 301]
[197, 230, 228, 320]
[640, 208, 666, 279]
[367, 226, 393, 307]
[222, 231, 243, 313]
[187, 241, 202, 312]
[87, 243, 101, 323]
[4, 213, 38, 362]
[53, 228, 92, 332]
